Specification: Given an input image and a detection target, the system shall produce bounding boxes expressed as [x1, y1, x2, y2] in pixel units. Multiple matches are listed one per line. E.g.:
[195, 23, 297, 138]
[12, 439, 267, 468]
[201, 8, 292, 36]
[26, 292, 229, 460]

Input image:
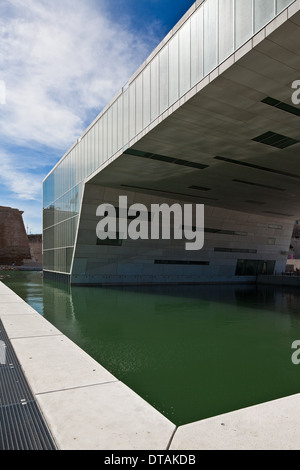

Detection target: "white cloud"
[0, 0, 156, 151]
[0, 0, 160, 233]
[0, 151, 42, 201]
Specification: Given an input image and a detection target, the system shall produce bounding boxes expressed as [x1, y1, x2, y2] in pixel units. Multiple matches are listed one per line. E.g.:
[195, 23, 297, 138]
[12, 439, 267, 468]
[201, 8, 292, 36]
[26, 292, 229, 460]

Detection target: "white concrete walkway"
[0, 281, 299, 450]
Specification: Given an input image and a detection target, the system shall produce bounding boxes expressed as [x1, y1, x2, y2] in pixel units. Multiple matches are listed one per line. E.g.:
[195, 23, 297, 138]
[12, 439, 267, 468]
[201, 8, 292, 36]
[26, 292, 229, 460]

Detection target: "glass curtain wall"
[43, 0, 294, 274]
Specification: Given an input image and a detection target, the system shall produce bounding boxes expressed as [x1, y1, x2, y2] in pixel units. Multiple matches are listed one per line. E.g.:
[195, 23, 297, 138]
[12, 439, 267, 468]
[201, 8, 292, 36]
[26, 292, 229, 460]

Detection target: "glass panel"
[277, 0, 293, 12]
[43, 249, 54, 271]
[266, 260, 276, 275]
[69, 150, 75, 190]
[88, 125, 95, 175]
[54, 248, 66, 273]
[74, 142, 80, 187]
[160, 45, 169, 113]
[94, 121, 99, 171]
[129, 81, 136, 140]
[143, 65, 151, 128]
[135, 73, 143, 135]
[150, 56, 159, 121]
[169, 33, 179, 105]
[117, 96, 123, 149]
[123, 89, 129, 145]
[219, 0, 234, 63]
[203, 0, 218, 76]
[97, 118, 103, 166]
[254, 0, 275, 32]
[235, 0, 253, 48]
[43, 206, 54, 230]
[191, 7, 204, 87]
[102, 111, 108, 161]
[76, 140, 84, 182]
[43, 173, 55, 208]
[179, 20, 191, 96]
[235, 259, 245, 276]
[107, 106, 113, 158]
[112, 101, 118, 155]
[66, 247, 73, 273]
[43, 226, 54, 250]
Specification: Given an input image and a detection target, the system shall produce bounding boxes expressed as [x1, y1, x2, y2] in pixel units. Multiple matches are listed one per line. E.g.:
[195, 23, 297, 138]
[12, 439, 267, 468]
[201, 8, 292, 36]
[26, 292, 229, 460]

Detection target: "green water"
[2, 270, 300, 426]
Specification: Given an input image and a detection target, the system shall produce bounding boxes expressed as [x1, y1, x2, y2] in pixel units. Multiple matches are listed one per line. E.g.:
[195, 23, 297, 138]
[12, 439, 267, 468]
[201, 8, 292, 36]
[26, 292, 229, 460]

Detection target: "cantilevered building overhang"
[43, 0, 300, 285]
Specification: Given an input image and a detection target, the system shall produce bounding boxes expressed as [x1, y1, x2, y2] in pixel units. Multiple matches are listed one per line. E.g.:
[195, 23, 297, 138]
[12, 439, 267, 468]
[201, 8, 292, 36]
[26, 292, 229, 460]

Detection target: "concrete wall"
[70, 184, 293, 285]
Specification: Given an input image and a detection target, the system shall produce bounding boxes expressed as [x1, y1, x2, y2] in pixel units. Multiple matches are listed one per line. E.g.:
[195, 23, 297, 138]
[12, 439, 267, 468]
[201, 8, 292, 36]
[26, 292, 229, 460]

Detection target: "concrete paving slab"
[0, 294, 27, 303]
[170, 394, 300, 450]
[36, 381, 176, 450]
[1, 313, 62, 339]
[0, 302, 40, 316]
[11, 334, 117, 394]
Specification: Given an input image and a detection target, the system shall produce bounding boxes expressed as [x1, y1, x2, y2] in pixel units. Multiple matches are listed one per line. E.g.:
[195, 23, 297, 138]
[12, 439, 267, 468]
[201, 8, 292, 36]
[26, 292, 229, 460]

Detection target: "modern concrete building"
[43, 0, 300, 285]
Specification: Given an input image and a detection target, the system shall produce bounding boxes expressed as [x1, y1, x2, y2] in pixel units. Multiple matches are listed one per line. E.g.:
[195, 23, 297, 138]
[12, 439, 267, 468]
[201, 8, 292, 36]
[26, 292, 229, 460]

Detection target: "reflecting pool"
[2, 270, 300, 426]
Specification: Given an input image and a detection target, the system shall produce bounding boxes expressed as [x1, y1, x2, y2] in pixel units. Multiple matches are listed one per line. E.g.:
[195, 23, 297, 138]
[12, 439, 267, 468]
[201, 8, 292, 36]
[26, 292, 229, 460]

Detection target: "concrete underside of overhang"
[89, 10, 300, 219]
[71, 9, 300, 285]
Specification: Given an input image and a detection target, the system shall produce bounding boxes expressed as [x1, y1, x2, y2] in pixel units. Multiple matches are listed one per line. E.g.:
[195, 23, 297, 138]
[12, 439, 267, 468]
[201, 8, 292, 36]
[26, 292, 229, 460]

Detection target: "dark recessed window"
[124, 149, 208, 170]
[214, 248, 257, 254]
[96, 236, 123, 246]
[235, 259, 276, 276]
[261, 97, 300, 117]
[154, 260, 209, 265]
[252, 131, 300, 149]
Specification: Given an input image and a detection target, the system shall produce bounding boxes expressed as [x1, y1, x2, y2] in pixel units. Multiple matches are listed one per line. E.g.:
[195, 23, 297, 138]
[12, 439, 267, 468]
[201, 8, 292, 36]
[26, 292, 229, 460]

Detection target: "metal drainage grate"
[0, 320, 57, 450]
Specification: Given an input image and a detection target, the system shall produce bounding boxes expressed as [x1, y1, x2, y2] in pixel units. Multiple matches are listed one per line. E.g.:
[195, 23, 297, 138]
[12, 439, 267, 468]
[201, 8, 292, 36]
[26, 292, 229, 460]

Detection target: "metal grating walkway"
[0, 319, 57, 450]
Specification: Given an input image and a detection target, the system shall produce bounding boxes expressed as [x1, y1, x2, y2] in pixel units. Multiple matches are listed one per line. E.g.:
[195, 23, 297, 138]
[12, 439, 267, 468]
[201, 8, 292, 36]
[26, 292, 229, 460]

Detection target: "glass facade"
[235, 259, 276, 276]
[43, 0, 294, 274]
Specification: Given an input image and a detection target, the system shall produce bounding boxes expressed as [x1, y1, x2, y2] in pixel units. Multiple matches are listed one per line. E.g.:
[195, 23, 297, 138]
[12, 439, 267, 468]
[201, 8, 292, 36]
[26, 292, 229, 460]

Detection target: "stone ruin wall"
[0, 206, 31, 266]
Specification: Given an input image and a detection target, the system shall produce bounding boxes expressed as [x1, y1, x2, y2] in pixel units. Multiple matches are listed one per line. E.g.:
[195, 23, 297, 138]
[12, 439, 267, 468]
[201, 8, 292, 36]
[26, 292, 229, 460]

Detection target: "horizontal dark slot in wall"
[100, 206, 152, 222]
[125, 149, 208, 170]
[188, 185, 212, 192]
[245, 200, 266, 206]
[261, 97, 300, 117]
[185, 226, 248, 236]
[214, 248, 257, 254]
[215, 156, 300, 179]
[233, 179, 285, 192]
[263, 210, 294, 217]
[121, 184, 218, 201]
[155, 260, 210, 265]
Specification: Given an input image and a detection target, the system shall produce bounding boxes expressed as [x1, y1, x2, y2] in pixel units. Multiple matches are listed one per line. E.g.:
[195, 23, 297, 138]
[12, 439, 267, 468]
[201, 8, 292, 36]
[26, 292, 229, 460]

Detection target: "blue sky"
[0, 0, 195, 234]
